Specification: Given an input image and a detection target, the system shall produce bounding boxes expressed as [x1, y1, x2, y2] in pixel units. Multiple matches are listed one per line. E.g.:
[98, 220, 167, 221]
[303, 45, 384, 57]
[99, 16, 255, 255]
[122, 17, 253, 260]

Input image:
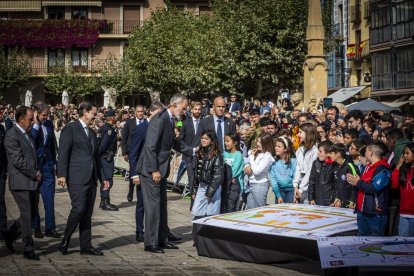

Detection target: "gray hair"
[169, 93, 187, 106]
[149, 101, 164, 112]
[33, 102, 50, 113]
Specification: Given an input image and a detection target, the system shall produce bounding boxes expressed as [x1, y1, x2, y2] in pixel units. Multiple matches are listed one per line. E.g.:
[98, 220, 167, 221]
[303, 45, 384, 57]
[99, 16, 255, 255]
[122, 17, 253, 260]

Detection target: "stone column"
[303, 0, 328, 103]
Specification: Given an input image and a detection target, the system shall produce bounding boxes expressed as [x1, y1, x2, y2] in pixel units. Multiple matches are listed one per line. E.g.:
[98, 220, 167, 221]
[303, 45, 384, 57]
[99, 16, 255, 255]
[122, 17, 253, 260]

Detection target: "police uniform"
[98, 110, 118, 211]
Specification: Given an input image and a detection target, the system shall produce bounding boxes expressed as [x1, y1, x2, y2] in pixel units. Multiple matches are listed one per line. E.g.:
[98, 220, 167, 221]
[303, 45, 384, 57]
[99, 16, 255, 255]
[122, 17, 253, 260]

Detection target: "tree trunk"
[254, 79, 263, 99]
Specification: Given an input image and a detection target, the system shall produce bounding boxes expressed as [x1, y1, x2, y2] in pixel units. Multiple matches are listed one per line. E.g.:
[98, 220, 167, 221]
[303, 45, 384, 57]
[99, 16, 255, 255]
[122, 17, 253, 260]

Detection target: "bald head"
[213, 97, 226, 117]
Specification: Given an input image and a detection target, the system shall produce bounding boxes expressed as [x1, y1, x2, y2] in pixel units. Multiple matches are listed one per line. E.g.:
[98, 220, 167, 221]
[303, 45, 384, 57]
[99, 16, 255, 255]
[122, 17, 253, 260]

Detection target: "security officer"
[98, 110, 118, 211]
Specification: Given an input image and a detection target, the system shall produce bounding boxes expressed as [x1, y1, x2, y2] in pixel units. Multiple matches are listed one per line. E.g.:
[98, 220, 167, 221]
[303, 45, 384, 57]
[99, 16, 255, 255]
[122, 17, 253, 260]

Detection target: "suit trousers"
[135, 183, 144, 235]
[100, 158, 114, 199]
[141, 174, 168, 247]
[32, 161, 56, 231]
[64, 180, 97, 250]
[9, 190, 36, 252]
[0, 173, 7, 233]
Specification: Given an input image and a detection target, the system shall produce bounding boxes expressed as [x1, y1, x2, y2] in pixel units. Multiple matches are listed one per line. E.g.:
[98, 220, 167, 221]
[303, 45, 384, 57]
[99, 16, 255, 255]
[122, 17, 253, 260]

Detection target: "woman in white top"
[293, 123, 319, 203]
[245, 133, 275, 209]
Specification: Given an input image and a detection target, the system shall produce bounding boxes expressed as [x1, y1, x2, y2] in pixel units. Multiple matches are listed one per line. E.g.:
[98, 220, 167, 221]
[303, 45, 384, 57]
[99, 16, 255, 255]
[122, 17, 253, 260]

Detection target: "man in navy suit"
[129, 101, 163, 242]
[31, 102, 61, 238]
[228, 95, 241, 113]
[196, 97, 237, 152]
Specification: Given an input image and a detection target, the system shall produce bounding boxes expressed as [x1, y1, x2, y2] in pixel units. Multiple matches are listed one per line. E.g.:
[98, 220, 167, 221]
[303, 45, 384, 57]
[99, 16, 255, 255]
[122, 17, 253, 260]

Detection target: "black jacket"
[308, 159, 337, 206]
[333, 160, 359, 207]
[193, 153, 224, 198]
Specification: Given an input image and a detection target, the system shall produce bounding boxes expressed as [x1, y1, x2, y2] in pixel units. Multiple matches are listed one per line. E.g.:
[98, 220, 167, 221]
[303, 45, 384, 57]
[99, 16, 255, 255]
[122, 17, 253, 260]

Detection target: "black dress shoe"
[135, 232, 144, 242]
[101, 199, 119, 211]
[80, 247, 104, 256]
[34, 229, 44, 239]
[127, 192, 133, 202]
[60, 239, 70, 255]
[2, 231, 15, 253]
[159, 242, 179, 250]
[45, 229, 63, 238]
[23, 251, 40, 261]
[167, 232, 182, 242]
[144, 245, 164, 253]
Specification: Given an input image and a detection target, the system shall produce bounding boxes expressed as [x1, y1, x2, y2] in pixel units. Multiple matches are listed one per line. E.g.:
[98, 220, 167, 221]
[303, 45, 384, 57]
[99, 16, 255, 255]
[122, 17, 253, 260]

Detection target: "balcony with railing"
[99, 20, 141, 36]
[29, 58, 106, 76]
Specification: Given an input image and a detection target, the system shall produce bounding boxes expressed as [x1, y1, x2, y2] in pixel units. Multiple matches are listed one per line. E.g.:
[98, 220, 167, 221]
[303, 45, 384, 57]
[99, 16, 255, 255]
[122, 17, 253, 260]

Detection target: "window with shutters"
[123, 5, 140, 34]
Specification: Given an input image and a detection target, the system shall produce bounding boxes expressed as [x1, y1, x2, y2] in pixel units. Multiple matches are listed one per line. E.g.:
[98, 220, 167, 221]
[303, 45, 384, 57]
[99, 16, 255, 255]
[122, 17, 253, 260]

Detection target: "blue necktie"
[217, 119, 223, 152]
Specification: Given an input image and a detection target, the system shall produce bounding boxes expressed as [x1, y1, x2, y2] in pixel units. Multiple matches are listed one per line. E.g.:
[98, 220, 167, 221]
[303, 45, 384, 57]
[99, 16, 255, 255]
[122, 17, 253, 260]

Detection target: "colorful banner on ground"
[193, 204, 357, 240]
[318, 236, 414, 269]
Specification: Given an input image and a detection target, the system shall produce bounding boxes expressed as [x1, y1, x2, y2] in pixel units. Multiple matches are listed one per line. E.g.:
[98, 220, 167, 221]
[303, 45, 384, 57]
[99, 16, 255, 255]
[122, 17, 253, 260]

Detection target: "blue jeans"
[278, 189, 295, 204]
[246, 182, 269, 209]
[192, 183, 221, 218]
[357, 212, 387, 236]
[32, 161, 56, 231]
[399, 216, 414, 237]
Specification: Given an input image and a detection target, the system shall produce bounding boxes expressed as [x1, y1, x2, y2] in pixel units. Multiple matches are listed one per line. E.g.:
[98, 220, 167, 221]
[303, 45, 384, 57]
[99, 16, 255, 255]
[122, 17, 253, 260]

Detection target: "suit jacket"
[137, 109, 190, 178]
[228, 101, 241, 112]
[178, 116, 199, 160]
[0, 124, 7, 175]
[129, 119, 148, 177]
[57, 120, 105, 185]
[121, 118, 138, 156]
[31, 122, 57, 168]
[4, 125, 38, 191]
[195, 115, 237, 144]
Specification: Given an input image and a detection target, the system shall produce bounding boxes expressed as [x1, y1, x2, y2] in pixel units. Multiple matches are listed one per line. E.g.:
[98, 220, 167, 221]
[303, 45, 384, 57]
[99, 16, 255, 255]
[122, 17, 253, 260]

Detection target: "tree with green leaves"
[43, 66, 98, 102]
[127, 7, 233, 101]
[98, 54, 139, 100]
[0, 47, 31, 102]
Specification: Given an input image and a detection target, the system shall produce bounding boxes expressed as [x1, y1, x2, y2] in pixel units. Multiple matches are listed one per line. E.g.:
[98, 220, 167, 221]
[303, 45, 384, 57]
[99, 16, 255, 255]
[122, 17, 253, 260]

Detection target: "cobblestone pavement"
[1, 176, 320, 275]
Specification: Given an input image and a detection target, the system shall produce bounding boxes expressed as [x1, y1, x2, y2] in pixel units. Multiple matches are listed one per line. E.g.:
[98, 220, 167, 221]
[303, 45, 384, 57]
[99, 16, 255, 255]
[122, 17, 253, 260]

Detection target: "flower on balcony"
[0, 19, 107, 49]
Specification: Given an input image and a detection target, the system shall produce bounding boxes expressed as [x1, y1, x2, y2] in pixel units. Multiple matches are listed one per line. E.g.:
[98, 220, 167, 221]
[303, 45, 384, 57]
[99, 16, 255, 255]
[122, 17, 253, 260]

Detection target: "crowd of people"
[0, 93, 414, 260]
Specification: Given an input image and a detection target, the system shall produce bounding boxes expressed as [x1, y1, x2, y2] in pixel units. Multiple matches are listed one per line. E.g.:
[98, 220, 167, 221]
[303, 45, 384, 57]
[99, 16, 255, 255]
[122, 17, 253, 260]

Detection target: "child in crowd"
[343, 129, 359, 148]
[308, 141, 337, 206]
[349, 139, 368, 174]
[293, 123, 319, 203]
[347, 141, 391, 236]
[192, 130, 224, 220]
[222, 134, 245, 213]
[245, 133, 275, 209]
[330, 143, 359, 208]
[270, 137, 297, 203]
[391, 143, 414, 237]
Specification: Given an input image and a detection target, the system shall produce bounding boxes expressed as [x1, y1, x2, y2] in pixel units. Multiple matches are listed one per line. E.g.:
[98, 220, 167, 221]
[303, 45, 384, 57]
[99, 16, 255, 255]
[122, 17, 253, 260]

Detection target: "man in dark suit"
[137, 94, 189, 253]
[121, 105, 145, 202]
[31, 102, 61, 238]
[178, 101, 202, 209]
[228, 94, 241, 113]
[3, 106, 41, 260]
[57, 102, 109, 256]
[0, 110, 7, 240]
[196, 96, 237, 152]
[129, 101, 163, 243]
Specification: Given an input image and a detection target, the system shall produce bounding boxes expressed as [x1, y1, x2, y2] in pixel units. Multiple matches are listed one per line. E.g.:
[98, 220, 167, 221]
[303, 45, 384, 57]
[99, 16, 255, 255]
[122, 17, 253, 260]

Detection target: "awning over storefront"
[0, 1, 41, 11]
[347, 98, 400, 113]
[327, 86, 366, 103]
[42, 1, 102, 6]
[382, 101, 410, 108]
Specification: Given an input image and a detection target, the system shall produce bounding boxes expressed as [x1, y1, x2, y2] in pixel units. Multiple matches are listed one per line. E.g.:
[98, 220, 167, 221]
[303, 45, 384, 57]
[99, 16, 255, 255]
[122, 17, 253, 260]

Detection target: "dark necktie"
[216, 119, 223, 152]
[170, 117, 174, 129]
[195, 119, 199, 134]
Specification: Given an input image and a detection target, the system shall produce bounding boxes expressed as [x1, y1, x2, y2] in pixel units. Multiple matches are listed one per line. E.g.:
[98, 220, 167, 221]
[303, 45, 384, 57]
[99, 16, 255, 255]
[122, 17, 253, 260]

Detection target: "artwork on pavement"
[317, 236, 414, 269]
[193, 204, 357, 240]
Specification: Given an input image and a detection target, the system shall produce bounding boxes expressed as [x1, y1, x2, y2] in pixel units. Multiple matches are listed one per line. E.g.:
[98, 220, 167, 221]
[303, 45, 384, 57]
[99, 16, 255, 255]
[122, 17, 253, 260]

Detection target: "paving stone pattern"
[1, 176, 319, 275]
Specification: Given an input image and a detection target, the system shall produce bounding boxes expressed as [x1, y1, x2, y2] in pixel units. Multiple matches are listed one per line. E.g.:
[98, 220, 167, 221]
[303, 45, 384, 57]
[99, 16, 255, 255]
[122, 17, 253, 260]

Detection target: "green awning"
[0, 1, 41, 11]
[42, 1, 102, 6]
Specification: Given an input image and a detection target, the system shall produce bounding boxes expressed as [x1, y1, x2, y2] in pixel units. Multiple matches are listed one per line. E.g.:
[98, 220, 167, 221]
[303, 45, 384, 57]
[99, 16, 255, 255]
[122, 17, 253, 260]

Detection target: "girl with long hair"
[245, 133, 275, 209]
[270, 137, 297, 203]
[192, 130, 224, 219]
[293, 123, 319, 203]
[222, 134, 244, 213]
[391, 143, 414, 236]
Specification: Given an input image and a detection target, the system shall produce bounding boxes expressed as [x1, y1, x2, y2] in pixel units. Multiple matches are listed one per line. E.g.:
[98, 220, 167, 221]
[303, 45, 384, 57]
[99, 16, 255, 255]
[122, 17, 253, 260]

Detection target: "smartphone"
[323, 98, 333, 110]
